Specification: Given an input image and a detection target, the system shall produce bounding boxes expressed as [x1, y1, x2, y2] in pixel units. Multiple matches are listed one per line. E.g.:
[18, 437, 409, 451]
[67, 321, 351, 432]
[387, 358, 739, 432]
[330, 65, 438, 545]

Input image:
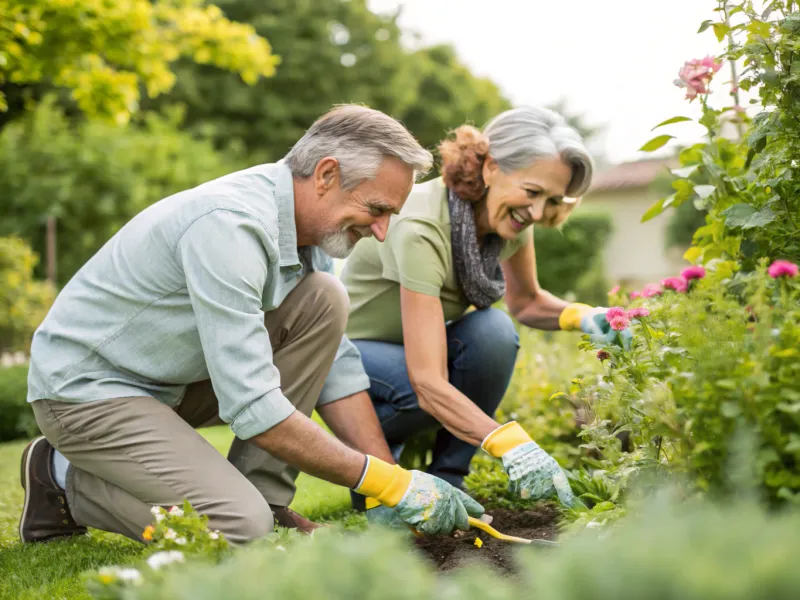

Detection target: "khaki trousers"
[32, 272, 348, 546]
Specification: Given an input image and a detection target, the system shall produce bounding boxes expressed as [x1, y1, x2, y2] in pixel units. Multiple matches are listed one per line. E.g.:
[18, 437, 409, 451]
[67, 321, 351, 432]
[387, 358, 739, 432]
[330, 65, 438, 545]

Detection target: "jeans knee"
[464, 308, 519, 366]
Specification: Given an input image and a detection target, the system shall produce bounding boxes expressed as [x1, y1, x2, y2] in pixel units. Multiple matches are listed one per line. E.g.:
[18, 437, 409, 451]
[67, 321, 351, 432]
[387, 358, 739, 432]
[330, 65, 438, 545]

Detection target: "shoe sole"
[18, 436, 46, 543]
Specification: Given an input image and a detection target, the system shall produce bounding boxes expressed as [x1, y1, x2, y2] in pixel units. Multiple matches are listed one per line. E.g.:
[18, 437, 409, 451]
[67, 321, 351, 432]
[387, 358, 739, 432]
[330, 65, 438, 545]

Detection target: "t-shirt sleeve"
[378, 218, 450, 297]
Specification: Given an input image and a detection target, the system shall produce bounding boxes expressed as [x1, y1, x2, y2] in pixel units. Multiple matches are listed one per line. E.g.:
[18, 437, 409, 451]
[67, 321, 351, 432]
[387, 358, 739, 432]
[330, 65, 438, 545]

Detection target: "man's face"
[316, 157, 415, 258]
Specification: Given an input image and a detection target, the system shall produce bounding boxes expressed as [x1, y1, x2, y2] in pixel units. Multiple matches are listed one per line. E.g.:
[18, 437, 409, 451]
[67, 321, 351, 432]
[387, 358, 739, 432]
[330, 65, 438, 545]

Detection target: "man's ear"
[482, 155, 499, 187]
[313, 157, 340, 196]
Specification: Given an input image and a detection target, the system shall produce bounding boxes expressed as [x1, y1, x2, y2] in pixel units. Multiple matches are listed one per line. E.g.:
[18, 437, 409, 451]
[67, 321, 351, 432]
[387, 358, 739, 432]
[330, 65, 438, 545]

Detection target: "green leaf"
[742, 207, 776, 229]
[721, 401, 741, 417]
[639, 135, 673, 152]
[722, 203, 756, 228]
[662, 193, 678, 208]
[713, 23, 731, 42]
[697, 20, 714, 33]
[683, 246, 703, 263]
[777, 402, 800, 414]
[640, 197, 665, 223]
[651, 116, 692, 130]
[671, 165, 699, 178]
[693, 184, 716, 199]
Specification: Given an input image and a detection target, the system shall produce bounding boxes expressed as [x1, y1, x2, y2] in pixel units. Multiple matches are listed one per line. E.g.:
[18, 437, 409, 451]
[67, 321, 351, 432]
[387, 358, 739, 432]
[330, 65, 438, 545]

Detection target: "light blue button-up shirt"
[27, 161, 370, 440]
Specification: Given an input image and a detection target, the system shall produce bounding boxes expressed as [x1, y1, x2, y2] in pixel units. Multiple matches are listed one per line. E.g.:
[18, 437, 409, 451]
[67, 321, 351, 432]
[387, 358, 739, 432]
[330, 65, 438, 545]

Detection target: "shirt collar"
[274, 160, 300, 267]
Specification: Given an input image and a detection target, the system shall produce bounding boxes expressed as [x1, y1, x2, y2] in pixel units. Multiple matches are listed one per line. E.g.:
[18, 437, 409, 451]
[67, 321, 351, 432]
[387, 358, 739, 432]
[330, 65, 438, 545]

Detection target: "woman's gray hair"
[483, 106, 594, 197]
[284, 104, 433, 189]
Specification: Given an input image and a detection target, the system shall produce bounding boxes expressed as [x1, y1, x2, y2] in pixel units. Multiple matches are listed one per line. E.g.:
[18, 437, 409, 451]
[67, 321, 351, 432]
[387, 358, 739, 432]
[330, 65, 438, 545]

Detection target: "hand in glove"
[354, 456, 485, 535]
[482, 421, 579, 507]
[559, 302, 633, 349]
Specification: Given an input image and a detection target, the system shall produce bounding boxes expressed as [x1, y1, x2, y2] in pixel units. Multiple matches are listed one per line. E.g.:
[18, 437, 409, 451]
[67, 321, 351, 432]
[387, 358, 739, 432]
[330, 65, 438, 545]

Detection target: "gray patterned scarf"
[447, 188, 506, 309]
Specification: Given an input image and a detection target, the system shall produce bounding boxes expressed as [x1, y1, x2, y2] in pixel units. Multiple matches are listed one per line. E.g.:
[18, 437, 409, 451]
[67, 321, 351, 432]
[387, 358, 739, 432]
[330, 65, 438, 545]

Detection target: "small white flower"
[175, 537, 187, 545]
[150, 506, 162, 516]
[146, 550, 185, 571]
[117, 568, 144, 585]
[209, 532, 219, 540]
[168, 506, 184, 517]
[164, 528, 177, 540]
[275, 545, 286, 552]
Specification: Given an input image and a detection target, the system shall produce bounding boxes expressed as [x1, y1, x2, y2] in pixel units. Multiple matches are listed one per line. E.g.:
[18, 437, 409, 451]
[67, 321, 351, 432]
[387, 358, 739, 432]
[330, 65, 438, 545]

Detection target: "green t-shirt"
[341, 176, 531, 343]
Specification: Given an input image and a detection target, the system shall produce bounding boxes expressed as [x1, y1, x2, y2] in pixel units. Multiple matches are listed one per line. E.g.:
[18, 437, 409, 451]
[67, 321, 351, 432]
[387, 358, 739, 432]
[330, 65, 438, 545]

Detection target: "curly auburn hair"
[438, 125, 490, 202]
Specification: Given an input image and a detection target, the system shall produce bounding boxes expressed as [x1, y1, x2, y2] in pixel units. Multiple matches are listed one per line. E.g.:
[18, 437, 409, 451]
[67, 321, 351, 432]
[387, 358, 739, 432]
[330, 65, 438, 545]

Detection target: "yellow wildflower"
[142, 525, 155, 541]
[474, 537, 483, 548]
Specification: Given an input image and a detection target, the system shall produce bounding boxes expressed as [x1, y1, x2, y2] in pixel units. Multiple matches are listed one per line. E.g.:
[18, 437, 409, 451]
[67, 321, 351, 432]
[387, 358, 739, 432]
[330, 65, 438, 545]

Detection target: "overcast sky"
[367, 0, 747, 165]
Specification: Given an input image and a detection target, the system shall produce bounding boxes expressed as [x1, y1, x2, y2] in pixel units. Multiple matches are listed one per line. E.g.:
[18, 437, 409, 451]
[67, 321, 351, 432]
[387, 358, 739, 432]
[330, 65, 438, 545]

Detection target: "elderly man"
[19, 105, 484, 547]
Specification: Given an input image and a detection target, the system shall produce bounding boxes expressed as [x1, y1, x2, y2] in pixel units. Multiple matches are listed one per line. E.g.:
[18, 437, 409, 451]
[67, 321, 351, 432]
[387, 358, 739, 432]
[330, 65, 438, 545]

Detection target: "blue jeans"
[350, 307, 519, 509]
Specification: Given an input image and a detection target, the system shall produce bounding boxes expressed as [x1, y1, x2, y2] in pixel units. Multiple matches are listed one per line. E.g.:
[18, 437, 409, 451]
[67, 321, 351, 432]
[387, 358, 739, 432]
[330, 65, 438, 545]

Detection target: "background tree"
[0, 0, 279, 125]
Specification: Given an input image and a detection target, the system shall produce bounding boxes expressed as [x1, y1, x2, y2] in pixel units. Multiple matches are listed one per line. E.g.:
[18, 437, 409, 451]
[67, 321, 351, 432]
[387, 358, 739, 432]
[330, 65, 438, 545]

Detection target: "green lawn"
[0, 423, 352, 600]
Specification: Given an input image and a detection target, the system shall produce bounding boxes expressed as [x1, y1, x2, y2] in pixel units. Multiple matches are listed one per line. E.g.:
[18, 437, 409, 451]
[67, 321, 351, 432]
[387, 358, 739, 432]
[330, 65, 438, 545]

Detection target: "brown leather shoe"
[271, 506, 326, 534]
[19, 436, 87, 543]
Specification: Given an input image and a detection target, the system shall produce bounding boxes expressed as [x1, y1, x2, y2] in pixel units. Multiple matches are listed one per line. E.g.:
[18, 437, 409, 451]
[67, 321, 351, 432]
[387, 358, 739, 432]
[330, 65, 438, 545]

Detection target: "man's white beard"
[319, 228, 355, 259]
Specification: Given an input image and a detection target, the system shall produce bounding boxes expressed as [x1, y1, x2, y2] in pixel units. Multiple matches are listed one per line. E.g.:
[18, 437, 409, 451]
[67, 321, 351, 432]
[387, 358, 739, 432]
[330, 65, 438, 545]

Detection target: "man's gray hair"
[285, 104, 433, 190]
[483, 106, 594, 197]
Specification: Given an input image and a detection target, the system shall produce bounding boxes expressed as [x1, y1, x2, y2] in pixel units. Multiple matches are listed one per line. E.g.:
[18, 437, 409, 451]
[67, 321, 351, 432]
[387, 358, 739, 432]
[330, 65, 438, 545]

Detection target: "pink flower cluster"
[674, 56, 723, 101]
[605, 306, 650, 331]
[768, 260, 798, 279]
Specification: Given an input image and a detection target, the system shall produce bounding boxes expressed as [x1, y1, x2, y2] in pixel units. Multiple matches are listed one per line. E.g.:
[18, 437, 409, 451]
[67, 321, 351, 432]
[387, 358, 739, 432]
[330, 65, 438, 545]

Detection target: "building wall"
[582, 186, 687, 286]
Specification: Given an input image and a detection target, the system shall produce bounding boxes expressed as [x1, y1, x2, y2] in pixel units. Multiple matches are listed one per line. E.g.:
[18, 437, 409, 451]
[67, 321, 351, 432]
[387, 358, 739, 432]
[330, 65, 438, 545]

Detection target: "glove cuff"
[353, 456, 412, 508]
[558, 303, 594, 331]
[481, 421, 533, 458]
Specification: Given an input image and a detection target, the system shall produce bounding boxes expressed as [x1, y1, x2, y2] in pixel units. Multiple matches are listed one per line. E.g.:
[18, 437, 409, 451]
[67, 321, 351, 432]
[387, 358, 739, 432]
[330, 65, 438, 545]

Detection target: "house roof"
[587, 157, 679, 193]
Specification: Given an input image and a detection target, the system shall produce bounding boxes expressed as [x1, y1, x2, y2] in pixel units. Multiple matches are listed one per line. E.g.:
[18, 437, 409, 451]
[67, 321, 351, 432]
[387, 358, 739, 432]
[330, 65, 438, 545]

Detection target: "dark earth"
[412, 504, 560, 574]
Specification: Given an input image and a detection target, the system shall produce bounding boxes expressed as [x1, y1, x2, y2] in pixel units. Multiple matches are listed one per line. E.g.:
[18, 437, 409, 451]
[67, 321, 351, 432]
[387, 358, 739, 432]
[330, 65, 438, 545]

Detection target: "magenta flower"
[606, 307, 626, 320]
[609, 315, 631, 331]
[768, 260, 799, 278]
[627, 307, 650, 319]
[597, 350, 610, 362]
[662, 276, 689, 293]
[681, 266, 706, 281]
[641, 283, 663, 298]
[674, 56, 723, 101]
[608, 285, 620, 295]
[630, 291, 642, 300]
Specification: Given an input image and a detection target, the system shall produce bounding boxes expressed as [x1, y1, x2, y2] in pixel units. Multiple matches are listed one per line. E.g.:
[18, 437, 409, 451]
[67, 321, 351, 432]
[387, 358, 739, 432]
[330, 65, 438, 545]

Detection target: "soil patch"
[412, 504, 560, 574]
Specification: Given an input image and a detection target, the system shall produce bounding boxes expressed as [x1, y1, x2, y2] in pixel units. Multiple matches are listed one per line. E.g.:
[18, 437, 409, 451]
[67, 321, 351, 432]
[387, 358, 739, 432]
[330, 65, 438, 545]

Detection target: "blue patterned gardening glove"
[482, 421, 579, 507]
[560, 303, 633, 350]
[354, 456, 485, 536]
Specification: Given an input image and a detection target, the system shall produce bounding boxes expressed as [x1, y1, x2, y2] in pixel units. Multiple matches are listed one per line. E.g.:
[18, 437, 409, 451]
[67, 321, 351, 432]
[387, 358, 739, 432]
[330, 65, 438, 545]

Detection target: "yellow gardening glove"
[482, 421, 578, 507]
[353, 456, 484, 535]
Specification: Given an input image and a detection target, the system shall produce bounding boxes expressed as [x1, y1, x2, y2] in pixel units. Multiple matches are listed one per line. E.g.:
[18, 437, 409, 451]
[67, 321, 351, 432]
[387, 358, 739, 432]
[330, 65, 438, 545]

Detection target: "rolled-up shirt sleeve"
[176, 209, 294, 440]
[316, 254, 371, 406]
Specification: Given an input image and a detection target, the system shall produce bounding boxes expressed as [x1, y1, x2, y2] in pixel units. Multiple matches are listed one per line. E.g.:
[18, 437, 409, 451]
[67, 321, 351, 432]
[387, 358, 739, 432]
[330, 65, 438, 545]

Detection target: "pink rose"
[630, 291, 642, 300]
[606, 307, 626, 320]
[768, 260, 799, 278]
[674, 56, 723, 101]
[608, 285, 620, 295]
[626, 307, 651, 319]
[609, 315, 631, 331]
[641, 283, 663, 298]
[681, 266, 706, 280]
[662, 276, 689, 293]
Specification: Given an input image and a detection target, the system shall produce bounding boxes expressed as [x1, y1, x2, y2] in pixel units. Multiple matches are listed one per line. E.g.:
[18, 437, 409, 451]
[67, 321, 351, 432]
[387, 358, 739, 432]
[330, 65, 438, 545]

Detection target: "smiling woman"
[336, 106, 635, 519]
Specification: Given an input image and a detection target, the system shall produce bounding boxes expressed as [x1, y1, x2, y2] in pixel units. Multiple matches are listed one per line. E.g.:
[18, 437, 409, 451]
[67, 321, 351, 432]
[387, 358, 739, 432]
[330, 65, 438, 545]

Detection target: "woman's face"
[479, 156, 573, 240]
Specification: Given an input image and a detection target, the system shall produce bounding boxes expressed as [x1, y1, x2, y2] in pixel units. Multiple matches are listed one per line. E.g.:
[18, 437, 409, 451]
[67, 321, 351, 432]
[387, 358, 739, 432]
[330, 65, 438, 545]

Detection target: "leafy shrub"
[0, 98, 244, 286]
[0, 365, 39, 443]
[0, 235, 55, 353]
[534, 211, 613, 305]
[573, 261, 800, 505]
[86, 493, 800, 600]
[523, 493, 800, 600]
